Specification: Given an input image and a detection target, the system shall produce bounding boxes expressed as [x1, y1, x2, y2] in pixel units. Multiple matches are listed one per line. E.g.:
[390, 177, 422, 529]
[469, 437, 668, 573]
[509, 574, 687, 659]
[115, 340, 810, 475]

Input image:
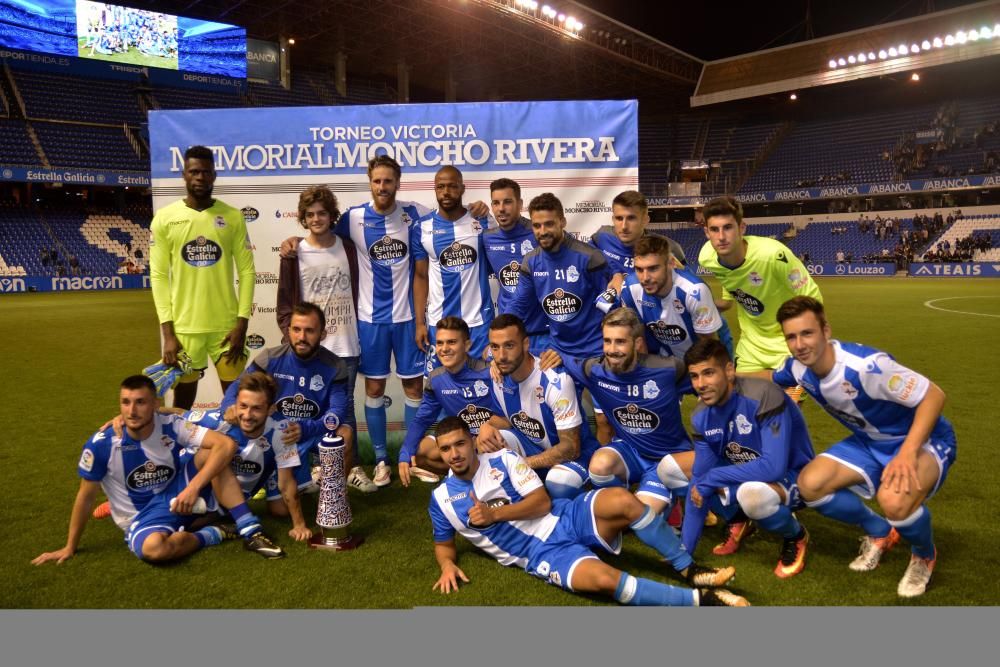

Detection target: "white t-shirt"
[297, 237, 360, 357]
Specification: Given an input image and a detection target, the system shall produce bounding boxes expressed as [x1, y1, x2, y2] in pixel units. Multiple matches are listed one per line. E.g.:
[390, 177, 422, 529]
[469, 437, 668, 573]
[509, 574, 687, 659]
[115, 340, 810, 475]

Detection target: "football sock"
[194, 526, 223, 548]
[630, 505, 694, 571]
[806, 490, 891, 537]
[615, 573, 695, 607]
[889, 505, 935, 560]
[364, 396, 388, 463]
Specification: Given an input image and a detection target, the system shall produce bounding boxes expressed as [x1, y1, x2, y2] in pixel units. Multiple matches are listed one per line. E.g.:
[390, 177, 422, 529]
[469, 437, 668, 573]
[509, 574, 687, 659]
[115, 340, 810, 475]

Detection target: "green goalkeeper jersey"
[149, 198, 255, 334]
[698, 235, 822, 370]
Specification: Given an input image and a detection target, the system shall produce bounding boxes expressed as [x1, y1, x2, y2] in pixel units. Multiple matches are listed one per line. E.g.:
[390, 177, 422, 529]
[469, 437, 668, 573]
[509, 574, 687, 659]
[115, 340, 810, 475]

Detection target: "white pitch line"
[923, 296, 1000, 318]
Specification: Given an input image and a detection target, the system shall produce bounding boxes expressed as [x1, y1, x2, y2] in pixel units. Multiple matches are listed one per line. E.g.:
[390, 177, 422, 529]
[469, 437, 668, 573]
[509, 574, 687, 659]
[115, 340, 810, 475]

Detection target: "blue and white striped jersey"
[772, 340, 955, 453]
[618, 266, 723, 359]
[185, 411, 300, 499]
[337, 200, 430, 324]
[77, 413, 208, 530]
[429, 450, 559, 568]
[491, 359, 598, 459]
[411, 209, 495, 328]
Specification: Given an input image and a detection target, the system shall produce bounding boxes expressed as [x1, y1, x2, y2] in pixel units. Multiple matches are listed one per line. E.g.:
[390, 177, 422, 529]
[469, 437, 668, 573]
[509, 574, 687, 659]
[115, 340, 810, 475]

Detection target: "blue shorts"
[525, 489, 622, 591]
[717, 470, 805, 511]
[357, 320, 424, 379]
[500, 430, 593, 487]
[602, 439, 685, 504]
[126, 459, 218, 559]
[425, 323, 490, 376]
[819, 431, 956, 500]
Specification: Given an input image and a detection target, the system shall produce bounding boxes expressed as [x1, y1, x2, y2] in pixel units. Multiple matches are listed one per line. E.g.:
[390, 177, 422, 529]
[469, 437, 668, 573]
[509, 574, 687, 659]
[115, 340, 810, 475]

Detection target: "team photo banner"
[149, 99, 638, 409]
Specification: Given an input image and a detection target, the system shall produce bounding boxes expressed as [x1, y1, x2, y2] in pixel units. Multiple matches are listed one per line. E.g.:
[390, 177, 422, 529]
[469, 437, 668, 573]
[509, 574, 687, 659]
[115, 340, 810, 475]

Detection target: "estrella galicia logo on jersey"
[246, 334, 265, 349]
[649, 321, 687, 344]
[724, 442, 761, 464]
[642, 380, 660, 400]
[542, 288, 582, 322]
[232, 455, 262, 476]
[439, 242, 477, 272]
[511, 411, 544, 441]
[241, 207, 260, 223]
[612, 403, 660, 434]
[730, 289, 765, 316]
[458, 404, 493, 431]
[126, 461, 174, 491]
[736, 414, 753, 435]
[182, 237, 223, 267]
[277, 393, 321, 420]
[822, 404, 867, 430]
[498, 261, 520, 290]
[369, 235, 407, 266]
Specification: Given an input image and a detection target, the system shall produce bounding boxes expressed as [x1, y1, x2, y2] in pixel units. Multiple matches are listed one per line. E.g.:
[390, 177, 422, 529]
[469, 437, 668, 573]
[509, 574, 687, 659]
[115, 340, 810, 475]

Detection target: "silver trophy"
[308, 434, 364, 551]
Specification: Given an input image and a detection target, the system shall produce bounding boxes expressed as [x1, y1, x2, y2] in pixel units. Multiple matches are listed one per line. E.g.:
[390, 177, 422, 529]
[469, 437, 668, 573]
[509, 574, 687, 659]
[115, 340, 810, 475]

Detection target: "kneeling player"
[774, 296, 956, 597]
[429, 417, 749, 607]
[679, 339, 814, 578]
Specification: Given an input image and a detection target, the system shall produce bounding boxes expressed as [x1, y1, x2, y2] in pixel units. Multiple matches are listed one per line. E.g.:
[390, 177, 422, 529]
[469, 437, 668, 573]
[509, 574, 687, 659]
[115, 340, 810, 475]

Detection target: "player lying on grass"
[679, 338, 814, 579]
[774, 296, 957, 597]
[32, 375, 283, 565]
[428, 417, 750, 607]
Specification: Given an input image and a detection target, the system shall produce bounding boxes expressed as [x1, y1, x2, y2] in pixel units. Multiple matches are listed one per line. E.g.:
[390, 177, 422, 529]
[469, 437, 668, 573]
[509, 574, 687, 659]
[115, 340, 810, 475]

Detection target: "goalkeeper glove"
[142, 351, 194, 397]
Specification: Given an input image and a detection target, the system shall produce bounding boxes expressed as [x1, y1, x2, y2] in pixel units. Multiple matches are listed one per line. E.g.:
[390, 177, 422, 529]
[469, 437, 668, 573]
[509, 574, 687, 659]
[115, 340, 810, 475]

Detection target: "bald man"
[411, 166, 495, 373]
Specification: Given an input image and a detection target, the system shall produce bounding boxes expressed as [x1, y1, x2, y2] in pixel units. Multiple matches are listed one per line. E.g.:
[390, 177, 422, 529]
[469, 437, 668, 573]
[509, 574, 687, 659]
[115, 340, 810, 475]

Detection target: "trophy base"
[308, 528, 364, 551]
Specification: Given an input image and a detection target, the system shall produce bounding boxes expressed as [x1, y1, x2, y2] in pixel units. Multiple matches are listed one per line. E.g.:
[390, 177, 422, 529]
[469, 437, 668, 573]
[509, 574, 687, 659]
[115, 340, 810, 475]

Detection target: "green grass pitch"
[76, 38, 179, 69]
[1, 278, 997, 608]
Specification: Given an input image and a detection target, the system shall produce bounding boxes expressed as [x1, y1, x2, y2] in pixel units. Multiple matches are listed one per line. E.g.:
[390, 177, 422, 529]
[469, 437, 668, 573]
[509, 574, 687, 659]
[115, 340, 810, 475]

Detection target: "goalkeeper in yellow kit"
[149, 145, 256, 409]
[697, 196, 822, 380]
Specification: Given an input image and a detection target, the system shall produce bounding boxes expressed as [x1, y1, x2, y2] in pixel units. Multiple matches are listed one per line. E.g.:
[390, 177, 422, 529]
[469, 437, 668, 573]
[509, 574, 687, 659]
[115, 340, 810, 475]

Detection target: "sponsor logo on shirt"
[612, 403, 660, 434]
[725, 442, 761, 464]
[649, 321, 687, 344]
[704, 428, 723, 436]
[182, 236, 223, 267]
[511, 411, 544, 441]
[126, 461, 174, 491]
[445, 492, 468, 504]
[498, 261, 520, 290]
[553, 397, 574, 420]
[730, 289, 765, 316]
[277, 393, 321, 420]
[542, 288, 582, 322]
[821, 404, 867, 429]
[232, 455, 263, 476]
[439, 242, 477, 272]
[241, 207, 260, 223]
[693, 305, 713, 329]
[788, 269, 808, 290]
[458, 404, 493, 432]
[369, 236, 407, 266]
[888, 374, 918, 401]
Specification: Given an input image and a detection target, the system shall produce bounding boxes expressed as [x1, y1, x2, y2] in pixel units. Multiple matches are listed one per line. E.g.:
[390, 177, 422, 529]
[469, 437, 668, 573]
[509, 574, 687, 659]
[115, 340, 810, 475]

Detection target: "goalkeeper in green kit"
[697, 196, 822, 386]
[148, 145, 256, 409]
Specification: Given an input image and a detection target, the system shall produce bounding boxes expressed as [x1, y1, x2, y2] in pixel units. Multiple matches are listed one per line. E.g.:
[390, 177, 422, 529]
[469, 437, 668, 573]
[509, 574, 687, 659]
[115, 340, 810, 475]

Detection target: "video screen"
[0, 1, 246, 78]
[76, 1, 178, 69]
[0, 0, 78, 56]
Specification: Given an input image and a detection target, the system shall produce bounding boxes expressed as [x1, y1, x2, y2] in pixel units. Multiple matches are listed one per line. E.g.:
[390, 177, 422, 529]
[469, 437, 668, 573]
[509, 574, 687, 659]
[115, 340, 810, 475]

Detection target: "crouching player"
[187, 372, 312, 545]
[429, 417, 749, 607]
[679, 339, 814, 578]
[33, 375, 277, 565]
[774, 296, 956, 597]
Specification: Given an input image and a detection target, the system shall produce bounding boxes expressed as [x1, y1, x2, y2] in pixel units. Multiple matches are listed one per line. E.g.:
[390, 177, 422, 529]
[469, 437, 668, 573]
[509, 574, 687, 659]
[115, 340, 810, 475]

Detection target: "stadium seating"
[32, 122, 147, 171]
[651, 222, 791, 266]
[921, 214, 1000, 260]
[0, 118, 38, 166]
[784, 220, 919, 261]
[11, 69, 146, 125]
